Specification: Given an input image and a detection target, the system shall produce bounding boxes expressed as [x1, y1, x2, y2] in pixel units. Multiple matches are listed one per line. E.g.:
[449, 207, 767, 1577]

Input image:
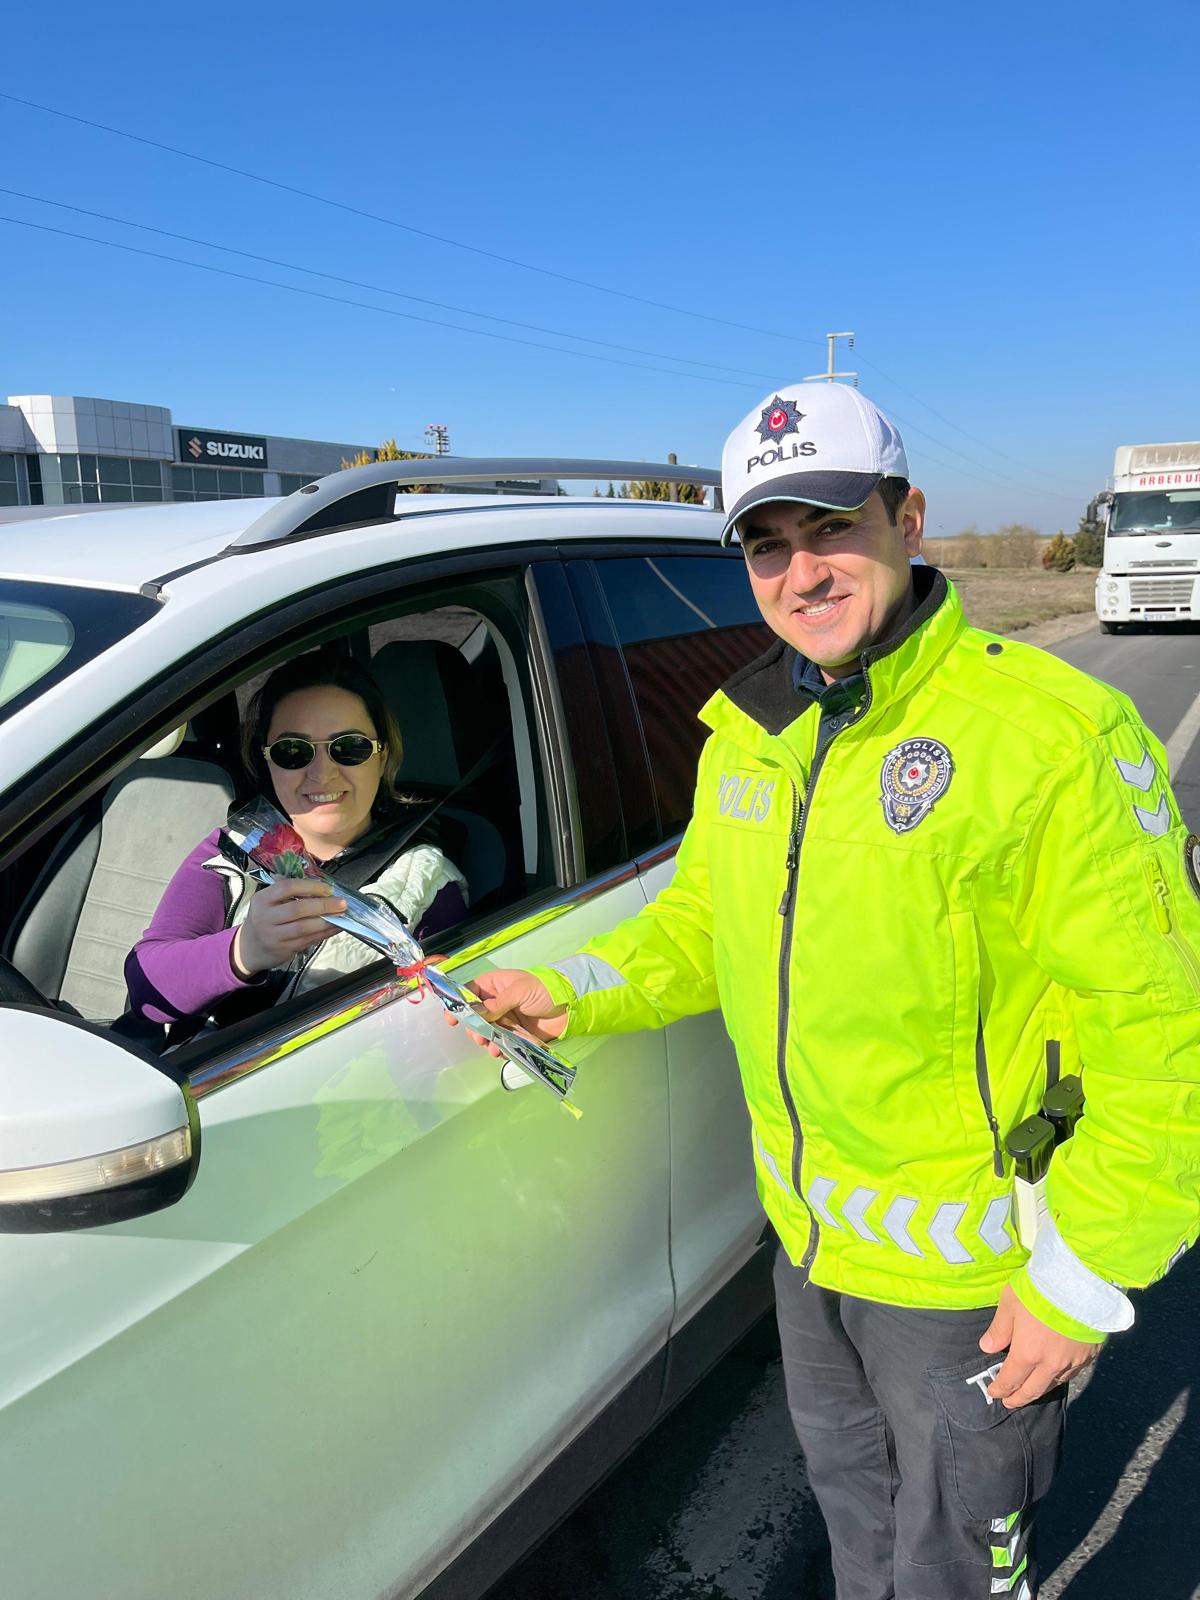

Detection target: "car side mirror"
[0, 1010, 200, 1232]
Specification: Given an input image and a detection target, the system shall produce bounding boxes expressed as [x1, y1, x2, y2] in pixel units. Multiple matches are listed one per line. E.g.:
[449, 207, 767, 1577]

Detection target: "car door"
[568, 547, 774, 1327]
[0, 560, 673, 1600]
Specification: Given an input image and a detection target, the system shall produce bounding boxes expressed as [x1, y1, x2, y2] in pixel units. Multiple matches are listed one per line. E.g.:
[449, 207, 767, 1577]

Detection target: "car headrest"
[141, 725, 187, 760]
[371, 639, 488, 789]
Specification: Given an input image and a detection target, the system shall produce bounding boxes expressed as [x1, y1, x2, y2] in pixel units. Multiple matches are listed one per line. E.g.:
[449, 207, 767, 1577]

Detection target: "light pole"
[804, 332, 858, 386]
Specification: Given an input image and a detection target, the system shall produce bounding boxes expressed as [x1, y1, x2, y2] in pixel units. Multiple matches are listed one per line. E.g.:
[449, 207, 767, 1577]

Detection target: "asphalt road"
[489, 619, 1200, 1600]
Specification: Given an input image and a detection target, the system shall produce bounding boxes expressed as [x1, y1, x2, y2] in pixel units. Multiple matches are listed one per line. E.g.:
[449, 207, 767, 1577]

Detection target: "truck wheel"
[1099, 621, 1121, 635]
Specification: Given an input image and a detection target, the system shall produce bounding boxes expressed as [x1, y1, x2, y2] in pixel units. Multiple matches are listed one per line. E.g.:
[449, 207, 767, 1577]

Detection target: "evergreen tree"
[1041, 531, 1076, 572]
[1073, 516, 1105, 568]
[617, 478, 708, 504]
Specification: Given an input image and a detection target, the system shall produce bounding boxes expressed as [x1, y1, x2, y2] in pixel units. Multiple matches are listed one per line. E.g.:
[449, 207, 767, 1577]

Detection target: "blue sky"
[1, 0, 1196, 534]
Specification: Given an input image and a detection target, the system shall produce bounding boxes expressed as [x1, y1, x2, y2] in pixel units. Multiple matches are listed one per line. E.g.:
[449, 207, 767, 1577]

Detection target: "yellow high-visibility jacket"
[532, 568, 1200, 1339]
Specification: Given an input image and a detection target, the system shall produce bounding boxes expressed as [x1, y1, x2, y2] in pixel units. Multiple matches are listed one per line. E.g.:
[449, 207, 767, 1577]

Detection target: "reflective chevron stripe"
[1115, 749, 1156, 790]
[988, 1509, 1030, 1595]
[1134, 794, 1171, 835]
[979, 1195, 1017, 1255]
[882, 1196, 924, 1256]
[928, 1199, 973, 1264]
[807, 1175, 843, 1229]
[842, 1185, 882, 1243]
[754, 1131, 791, 1196]
[1115, 747, 1171, 836]
[802, 1179, 1018, 1263]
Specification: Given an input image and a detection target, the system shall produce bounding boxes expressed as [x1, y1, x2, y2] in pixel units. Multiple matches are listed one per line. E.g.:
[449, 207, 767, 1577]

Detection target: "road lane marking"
[1166, 683, 1200, 778]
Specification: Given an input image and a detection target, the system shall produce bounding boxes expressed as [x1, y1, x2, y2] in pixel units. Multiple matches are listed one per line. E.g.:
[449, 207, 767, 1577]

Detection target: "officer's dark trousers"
[774, 1249, 1066, 1600]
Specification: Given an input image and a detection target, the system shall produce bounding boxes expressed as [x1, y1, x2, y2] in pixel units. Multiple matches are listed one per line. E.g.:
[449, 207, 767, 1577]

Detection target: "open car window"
[0, 571, 558, 1049]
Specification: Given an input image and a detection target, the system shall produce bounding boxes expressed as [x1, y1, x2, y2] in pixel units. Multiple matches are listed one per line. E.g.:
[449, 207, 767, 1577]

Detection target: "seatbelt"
[309, 730, 510, 895]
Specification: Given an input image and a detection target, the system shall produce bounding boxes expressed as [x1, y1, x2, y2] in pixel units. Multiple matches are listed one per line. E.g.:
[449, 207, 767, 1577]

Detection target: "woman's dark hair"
[241, 651, 405, 813]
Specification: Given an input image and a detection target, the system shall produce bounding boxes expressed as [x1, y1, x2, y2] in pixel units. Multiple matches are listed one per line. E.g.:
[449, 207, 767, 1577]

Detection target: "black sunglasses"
[263, 734, 383, 770]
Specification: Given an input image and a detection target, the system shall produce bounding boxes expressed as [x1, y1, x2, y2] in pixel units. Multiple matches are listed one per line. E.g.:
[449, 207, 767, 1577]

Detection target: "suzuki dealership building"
[0, 393, 377, 510]
[0, 391, 565, 513]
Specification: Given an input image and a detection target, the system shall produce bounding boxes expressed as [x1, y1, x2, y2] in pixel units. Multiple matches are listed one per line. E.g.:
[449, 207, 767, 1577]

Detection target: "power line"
[0, 186, 781, 385]
[0, 210, 1085, 505]
[857, 354, 1066, 474]
[0, 213, 764, 391]
[0, 96, 1089, 494]
[876, 398, 1083, 504]
[0, 91, 826, 351]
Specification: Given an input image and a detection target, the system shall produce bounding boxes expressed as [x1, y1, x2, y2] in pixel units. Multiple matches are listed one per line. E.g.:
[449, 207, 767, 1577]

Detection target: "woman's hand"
[445, 968, 569, 1057]
[232, 880, 347, 978]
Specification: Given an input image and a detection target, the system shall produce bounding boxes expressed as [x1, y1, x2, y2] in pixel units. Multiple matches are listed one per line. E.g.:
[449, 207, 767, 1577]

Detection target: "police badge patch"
[880, 738, 955, 834]
[1185, 834, 1200, 902]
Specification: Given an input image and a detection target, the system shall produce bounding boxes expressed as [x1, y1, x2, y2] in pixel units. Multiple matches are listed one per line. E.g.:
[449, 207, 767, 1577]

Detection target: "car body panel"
[0, 488, 770, 1599]
[0, 888, 671, 1599]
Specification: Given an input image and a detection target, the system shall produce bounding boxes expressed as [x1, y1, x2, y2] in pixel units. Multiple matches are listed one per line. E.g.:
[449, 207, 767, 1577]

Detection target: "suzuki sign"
[177, 428, 269, 467]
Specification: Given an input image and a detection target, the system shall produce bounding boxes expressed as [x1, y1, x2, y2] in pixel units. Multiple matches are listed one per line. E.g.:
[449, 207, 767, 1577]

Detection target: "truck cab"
[1094, 442, 1200, 633]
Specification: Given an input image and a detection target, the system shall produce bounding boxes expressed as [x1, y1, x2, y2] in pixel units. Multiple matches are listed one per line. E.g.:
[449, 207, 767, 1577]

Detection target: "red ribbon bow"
[395, 954, 447, 1004]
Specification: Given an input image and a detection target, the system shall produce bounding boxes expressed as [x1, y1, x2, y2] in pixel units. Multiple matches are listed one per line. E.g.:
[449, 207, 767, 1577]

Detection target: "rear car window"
[0, 581, 160, 725]
[0, 603, 74, 710]
[594, 554, 771, 839]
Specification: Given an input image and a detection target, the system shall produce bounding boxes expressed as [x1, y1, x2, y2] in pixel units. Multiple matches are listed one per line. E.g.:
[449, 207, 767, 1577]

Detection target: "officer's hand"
[233, 880, 346, 977]
[979, 1285, 1102, 1409]
[445, 968, 568, 1057]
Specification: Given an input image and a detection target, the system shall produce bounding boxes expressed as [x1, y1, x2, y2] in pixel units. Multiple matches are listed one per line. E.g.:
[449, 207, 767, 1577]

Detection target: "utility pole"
[804, 332, 858, 386]
[425, 423, 451, 457]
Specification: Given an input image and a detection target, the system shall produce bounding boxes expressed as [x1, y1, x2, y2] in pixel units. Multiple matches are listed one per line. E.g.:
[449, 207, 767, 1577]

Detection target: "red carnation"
[255, 822, 318, 879]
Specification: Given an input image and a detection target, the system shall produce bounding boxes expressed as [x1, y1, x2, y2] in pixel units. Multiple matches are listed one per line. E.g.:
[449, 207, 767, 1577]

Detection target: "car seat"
[5, 711, 240, 1022]
[370, 638, 521, 915]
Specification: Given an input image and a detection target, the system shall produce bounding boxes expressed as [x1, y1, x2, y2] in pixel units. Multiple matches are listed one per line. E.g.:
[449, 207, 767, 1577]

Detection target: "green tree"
[340, 438, 433, 493]
[1041, 531, 1076, 572]
[617, 478, 708, 504]
[1073, 515, 1104, 568]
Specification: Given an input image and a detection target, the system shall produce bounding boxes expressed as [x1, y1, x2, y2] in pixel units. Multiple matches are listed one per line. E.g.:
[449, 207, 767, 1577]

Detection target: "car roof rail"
[228, 456, 722, 549]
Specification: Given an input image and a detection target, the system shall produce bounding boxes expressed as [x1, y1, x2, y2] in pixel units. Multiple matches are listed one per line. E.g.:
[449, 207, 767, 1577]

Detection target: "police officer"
[457, 384, 1200, 1599]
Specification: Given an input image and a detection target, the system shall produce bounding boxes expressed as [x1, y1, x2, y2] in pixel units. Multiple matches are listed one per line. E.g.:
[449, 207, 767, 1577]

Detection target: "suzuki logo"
[187, 436, 203, 460]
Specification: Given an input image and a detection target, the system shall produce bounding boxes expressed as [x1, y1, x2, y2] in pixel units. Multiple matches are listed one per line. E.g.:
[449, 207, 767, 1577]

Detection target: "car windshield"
[1110, 489, 1200, 534]
[0, 580, 160, 725]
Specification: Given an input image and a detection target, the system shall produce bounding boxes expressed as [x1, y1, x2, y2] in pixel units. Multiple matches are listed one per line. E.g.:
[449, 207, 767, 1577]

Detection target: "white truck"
[1092, 442, 1200, 633]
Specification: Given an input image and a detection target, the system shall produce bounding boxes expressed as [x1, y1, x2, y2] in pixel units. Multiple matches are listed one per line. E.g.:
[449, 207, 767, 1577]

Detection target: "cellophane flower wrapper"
[218, 799, 579, 1113]
[220, 798, 422, 965]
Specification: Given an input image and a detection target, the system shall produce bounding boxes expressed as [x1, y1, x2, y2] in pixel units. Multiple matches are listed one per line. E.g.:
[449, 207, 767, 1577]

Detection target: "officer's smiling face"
[738, 488, 925, 680]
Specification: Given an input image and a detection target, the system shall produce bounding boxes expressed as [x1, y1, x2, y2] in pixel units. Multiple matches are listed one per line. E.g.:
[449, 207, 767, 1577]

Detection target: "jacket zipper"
[775, 702, 862, 1273]
[974, 1019, 1005, 1178]
[1146, 857, 1200, 993]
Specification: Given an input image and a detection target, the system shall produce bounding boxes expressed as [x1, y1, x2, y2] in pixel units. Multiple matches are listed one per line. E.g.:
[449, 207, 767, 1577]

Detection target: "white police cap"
[720, 383, 908, 544]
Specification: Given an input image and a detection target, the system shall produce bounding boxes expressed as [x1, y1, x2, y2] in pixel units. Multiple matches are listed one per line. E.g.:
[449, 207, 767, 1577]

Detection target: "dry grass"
[937, 567, 1097, 636]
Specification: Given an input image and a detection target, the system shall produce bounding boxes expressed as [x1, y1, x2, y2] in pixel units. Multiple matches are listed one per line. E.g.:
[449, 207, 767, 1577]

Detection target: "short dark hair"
[242, 651, 404, 812]
[878, 477, 911, 524]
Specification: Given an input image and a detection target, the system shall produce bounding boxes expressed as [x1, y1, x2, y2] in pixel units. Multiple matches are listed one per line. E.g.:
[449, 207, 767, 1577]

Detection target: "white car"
[0, 458, 774, 1600]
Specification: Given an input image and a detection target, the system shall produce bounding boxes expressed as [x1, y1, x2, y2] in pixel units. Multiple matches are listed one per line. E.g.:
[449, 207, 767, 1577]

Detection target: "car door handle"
[500, 1061, 537, 1091]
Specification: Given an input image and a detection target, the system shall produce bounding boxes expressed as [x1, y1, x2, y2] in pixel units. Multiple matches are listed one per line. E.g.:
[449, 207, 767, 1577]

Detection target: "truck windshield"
[0, 580, 160, 725]
[1111, 490, 1200, 534]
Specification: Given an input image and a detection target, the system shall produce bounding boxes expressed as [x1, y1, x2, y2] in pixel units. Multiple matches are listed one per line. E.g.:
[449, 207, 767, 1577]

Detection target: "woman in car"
[125, 652, 468, 1030]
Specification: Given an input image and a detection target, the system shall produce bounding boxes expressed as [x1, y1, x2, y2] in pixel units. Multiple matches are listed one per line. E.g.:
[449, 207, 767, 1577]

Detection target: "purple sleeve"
[413, 880, 469, 946]
[124, 830, 264, 1024]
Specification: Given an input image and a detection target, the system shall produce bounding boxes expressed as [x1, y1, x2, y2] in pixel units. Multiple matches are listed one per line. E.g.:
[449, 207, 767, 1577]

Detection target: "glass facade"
[0, 455, 18, 507]
[278, 473, 319, 496]
[53, 454, 165, 504]
[171, 466, 265, 501]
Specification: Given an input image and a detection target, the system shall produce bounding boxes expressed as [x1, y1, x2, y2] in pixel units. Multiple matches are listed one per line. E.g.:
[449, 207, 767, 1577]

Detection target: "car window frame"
[0, 546, 558, 870]
[0, 546, 594, 1062]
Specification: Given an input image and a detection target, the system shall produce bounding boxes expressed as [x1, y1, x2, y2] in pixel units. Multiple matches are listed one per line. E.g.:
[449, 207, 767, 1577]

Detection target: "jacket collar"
[703, 566, 962, 744]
